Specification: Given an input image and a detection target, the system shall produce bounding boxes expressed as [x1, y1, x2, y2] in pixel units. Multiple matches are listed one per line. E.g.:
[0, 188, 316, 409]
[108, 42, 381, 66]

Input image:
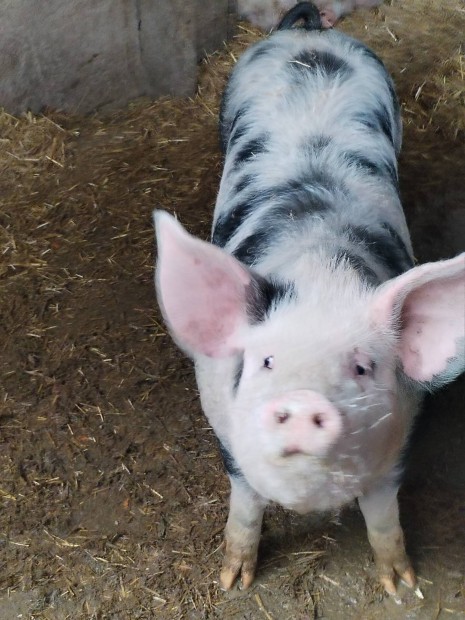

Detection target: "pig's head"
[155, 211, 465, 511]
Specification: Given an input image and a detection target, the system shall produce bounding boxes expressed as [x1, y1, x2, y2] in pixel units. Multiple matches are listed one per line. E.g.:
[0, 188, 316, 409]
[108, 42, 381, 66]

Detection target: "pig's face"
[222, 267, 406, 511]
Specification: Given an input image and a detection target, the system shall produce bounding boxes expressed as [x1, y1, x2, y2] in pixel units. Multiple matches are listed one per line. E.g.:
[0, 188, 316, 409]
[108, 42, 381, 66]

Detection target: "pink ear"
[154, 211, 252, 358]
[372, 253, 465, 386]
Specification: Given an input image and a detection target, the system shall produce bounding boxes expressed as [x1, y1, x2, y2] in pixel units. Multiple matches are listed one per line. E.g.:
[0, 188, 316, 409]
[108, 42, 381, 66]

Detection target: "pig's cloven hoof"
[379, 563, 416, 595]
[220, 547, 257, 590]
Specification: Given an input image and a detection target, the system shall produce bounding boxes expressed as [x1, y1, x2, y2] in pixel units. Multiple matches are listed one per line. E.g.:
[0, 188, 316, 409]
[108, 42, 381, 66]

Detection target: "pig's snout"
[265, 391, 342, 457]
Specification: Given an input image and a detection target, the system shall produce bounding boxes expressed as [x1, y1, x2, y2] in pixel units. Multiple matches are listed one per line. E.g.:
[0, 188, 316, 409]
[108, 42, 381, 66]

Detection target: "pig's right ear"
[154, 211, 253, 358]
[371, 253, 465, 389]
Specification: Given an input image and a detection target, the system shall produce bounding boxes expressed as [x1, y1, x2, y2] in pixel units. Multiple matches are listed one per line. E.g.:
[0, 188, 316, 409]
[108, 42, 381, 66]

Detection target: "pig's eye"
[351, 350, 375, 384]
[264, 356, 274, 369]
[353, 360, 375, 378]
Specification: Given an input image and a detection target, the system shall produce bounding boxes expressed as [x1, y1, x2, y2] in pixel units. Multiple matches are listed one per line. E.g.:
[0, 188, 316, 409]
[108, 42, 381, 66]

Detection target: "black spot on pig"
[247, 275, 295, 323]
[228, 123, 249, 151]
[334, 248, 381, 286]
[354, 104, 394, 147]
[215, 176, 336, 250]
[221, 104, 251, 152]
[290, 50, 352, 80]
[347, 224, 413, 277]
[381, 223, 414, 269]
[234, 174, 256, 195]
[307, 134, 332, 153]
[343, 151, 399, 188]
[232, 353, 244, 393]
[213, 199, 257, 247]
[352, 40, 386, 70]
[233, 135, 269, 169]
[247, 41, 275, 63]
[213, 187, 276, 247]
[278, 176, 337, 207]
[232, 229, 272, 266]
[219, 441, 243, 478]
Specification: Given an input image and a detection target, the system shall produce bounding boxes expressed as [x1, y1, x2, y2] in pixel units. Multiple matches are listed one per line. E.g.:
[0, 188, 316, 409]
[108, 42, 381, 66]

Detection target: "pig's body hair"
[213, 28, 413, 287]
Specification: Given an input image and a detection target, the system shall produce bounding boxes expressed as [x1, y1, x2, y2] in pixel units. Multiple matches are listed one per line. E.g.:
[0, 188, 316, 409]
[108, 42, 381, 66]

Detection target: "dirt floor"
[1, 0, 464, 618]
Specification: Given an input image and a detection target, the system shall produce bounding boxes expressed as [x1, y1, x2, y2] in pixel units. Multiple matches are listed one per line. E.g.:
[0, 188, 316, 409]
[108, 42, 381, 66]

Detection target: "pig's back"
[212, 29, 414, 284]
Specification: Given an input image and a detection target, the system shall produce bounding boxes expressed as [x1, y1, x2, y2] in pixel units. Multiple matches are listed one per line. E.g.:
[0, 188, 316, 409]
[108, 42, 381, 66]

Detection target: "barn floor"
[1, 0, 464, 618]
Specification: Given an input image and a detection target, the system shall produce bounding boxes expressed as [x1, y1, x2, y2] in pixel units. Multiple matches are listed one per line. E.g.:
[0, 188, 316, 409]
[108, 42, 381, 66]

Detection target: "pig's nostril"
[312, 413, 324, 428]
[276, 411, 290, 424]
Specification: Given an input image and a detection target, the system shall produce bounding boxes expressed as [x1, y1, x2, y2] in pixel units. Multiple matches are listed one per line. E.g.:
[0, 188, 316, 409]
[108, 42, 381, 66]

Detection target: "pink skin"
[262, 390, 342, 457]
[371, 254, 465, 383]
[154, 211, 251, 358]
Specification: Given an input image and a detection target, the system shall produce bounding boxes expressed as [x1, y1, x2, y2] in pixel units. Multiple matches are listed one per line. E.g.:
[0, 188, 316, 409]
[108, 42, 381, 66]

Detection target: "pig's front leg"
[358, 476, 416, 595]
[220, 474, 267, 590]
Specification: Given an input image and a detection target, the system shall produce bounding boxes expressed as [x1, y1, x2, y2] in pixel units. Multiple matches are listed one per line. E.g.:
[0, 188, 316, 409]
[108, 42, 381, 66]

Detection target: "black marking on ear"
[246, 274, 295, 324]
[232, 353, 244, 394]
[219, 441, 243, 478]
[334, 248, 381, 286]
[290, 50, 353, 79]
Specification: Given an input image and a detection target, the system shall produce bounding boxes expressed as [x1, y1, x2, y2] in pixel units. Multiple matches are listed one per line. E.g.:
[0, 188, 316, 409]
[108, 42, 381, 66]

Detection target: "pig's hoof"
[220, 550, 257, 590]
[379, 564, 416, 595]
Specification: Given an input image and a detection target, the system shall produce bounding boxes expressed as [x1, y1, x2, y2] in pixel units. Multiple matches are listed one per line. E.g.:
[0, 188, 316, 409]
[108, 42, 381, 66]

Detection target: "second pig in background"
[237, 0, 384, 29]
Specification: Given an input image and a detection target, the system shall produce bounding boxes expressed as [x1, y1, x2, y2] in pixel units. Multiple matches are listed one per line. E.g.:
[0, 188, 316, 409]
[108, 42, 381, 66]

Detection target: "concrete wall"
[0, 0, 230, 114]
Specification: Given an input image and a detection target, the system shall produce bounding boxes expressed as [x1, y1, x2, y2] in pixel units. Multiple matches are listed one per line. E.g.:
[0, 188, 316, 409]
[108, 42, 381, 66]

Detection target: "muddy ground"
[0, 0, 464, 618]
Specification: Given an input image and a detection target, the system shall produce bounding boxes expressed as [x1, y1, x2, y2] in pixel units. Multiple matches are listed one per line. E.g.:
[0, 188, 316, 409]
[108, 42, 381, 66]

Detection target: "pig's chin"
[238, 451, 366, 513]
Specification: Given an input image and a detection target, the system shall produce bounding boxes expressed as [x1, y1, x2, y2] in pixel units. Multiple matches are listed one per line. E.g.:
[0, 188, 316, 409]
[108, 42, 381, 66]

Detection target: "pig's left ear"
[371, 253, 465, 388]
[154, 211, 254, 358]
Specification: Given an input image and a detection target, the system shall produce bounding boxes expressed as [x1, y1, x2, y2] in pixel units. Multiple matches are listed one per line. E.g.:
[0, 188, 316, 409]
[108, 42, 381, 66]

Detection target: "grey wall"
[0, 0, 230, 114]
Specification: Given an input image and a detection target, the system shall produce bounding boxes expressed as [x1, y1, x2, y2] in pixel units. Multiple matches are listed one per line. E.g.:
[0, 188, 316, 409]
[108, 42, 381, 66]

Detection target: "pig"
[237, 0, 384, 30]
[155, 2, 465, 595]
